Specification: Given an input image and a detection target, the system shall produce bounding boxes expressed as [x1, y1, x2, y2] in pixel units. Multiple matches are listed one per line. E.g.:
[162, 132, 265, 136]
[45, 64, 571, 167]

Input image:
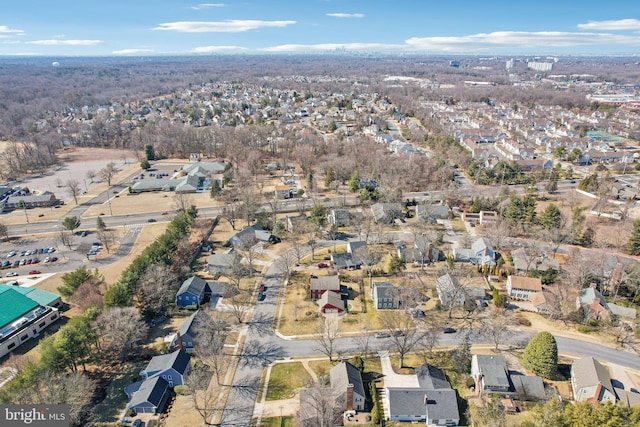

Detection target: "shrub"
[522, 331, 558, 379]
[174, 385, 187, 395]
[515, 316, 532, 327]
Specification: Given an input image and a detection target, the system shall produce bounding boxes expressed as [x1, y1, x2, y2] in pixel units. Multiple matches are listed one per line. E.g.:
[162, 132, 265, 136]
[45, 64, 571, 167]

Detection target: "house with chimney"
[330, 360, 366, 412]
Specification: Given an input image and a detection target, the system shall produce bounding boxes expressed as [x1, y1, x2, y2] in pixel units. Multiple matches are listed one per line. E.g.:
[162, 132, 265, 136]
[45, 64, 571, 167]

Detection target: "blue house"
[126, 376, 171, 414]
[140, 348, 191, 387]
[176, 276, 211, 307]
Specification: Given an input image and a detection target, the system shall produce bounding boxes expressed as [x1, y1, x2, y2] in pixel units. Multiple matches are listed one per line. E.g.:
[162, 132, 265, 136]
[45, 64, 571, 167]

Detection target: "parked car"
[48, 247, 56, 253]
[317, 262, 329, 268]
[7, 280, 19, 286]
[132, 420, 142, 427]
[5, 271, 18, 277]
[49, 257, 58, 262]
[28, 270, 41, 275]
[80, 231, 88, 237]
[442, 327, 457, 334]
[257, 291, 266, 301]
[147, 218, 157, 223]
[12, 260, 19, 267]
[43, 257, 50, 263]
[374, 332, 390, 339]
[6, 251, 16, 258]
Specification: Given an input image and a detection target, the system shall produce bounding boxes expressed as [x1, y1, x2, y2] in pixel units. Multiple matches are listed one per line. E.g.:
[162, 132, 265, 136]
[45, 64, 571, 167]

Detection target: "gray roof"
[374, 282, 399, 300]
[318, 289, 344, 311]
[177, 276, 210, 297]
[143, 349, 191, 377]
[6, 191, 56, 204]
[208, 253, 236, 271]
[330, 361, 365, 399]
[387, 388, 459, 421]
[310, 275, 341, 292]
[474, 355, 510, 389]
[178, 310, 199, 338]
[572, 357, 613, 395]
[415, 364, 451, 390]
[126, 376, 170, 411]
[182, 161, 226, 175]
[330, 253, 362, 269]
[348, 241, 368, 255]
[472, 237, 493, 255]
[131, 178, 174, 192]
[608, 303, 637, 319]
[436, 274, 459, 294]
[510, 375, 545, 400]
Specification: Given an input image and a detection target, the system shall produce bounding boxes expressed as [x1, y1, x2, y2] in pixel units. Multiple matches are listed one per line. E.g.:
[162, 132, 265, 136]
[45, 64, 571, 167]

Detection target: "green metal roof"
[0, 288, 39, 329]
[11, 286, 61, 307]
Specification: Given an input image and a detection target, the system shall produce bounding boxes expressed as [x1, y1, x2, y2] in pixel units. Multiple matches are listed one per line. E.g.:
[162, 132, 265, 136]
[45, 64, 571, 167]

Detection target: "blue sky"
[1, 0, 640, 56]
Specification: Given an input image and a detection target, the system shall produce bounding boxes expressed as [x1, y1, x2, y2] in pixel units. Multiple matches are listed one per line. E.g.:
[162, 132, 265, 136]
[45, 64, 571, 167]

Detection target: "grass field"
[266, 362, 313, 401]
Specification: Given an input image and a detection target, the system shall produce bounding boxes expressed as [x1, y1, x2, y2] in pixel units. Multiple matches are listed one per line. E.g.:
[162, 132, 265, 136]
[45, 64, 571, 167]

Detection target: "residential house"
[126, 376, 171, 414]
[506, 276, 543, 301]
[330, 360, 366, 411]
[416, 203, 450, 222]
[330, 252, 363, 270]
[327, 208, 351, 226]
[140, 349, 191, 387]
[571, 357, 617, 404]
[576, 284, 637, 321]
[511, 248, 559, 273]
[453, 237, 495, 266]
[169, 310, 201, 353]
[317, 290, 345, 315]
[309, 275, 341, 300]
[207, 252, 236, 276]
[285, 214, 308, 234]
[385, 364, 460, 426]
[435, 274, 465, 308]
[471, 355, 544, 400]
[373, 281, 400, 310]
[530, 289, 559, 315]
[175, 276, 211, 307]
[228, 224, 280, 247]
[274, 185, 292, 199]
[370, 202, 404, 223]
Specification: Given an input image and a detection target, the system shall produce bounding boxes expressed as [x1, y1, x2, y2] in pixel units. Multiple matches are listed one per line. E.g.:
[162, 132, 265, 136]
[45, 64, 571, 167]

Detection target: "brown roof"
[508, 276, 542, 292]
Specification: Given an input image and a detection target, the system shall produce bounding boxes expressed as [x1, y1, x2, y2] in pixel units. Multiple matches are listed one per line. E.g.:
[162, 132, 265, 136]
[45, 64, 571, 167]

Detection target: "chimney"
[346, 384, 354, 411]
[174, 332, 183, 351]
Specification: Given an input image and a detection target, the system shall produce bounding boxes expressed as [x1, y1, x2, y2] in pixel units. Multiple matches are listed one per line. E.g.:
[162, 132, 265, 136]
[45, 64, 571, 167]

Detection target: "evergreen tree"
[628, 220, 640, 255]
[348, 170, 360, 193]
[522, 331, 558, 378]
[209, 180, 221, 199]
[140, 159, 150, 170]
[539, 203, 562, 230]
[451, 334, 472, 374]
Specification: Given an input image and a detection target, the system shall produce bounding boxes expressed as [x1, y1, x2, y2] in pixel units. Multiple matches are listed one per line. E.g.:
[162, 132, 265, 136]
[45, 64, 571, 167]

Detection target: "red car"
[28, 270, 41, 275]
[317, 262, 329, 268]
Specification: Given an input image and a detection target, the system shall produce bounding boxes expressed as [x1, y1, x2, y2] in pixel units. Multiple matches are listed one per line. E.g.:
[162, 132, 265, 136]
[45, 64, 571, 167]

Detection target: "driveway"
[378, 351, 419, 388]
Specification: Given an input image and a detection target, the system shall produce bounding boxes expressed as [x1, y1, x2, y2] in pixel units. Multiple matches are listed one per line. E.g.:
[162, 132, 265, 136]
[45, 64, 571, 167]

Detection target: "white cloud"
[153, 20, 296, 33]
[27, 39, 103, 46]
[405, 31, 640, 52]
[112, 49, 155, 55]
[262, 42, 403, 52]
[0, 25, 24, 38]
[191, 45, 249, 53]
[191, 3, 226, 10]
[577, 19, 640, 31]
[326, 13, 364, 19]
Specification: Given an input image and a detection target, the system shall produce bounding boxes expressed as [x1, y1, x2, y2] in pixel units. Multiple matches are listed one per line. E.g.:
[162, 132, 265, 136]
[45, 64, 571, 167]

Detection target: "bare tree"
[173, 192, 194, 213]
[313, 315, 340, 362]
[299, 383, 343, 427]
[85, 169, 96, 183]
[0, 221, 8, 241]
[275, 250, 297, 281]
[482, 310, 513, 350]
[99, 162, 118, 186]
[380, 311, 426, 369]
[353, 326, 373, 358]
[137, 264, 178, 318]
[194, 310, 231, 385]
[483, 219, 515, 252]
[96, 228, 117, 254]
[92, 307, 149, 362]
[186, 366, 224, 426]
[66, 179, 82, 205]
[56, 229, 74, 250]
[228, 290, 252, 324]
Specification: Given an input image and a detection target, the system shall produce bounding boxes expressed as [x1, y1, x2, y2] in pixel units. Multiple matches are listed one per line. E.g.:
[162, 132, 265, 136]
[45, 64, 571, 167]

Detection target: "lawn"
[92, 362, 145, 424]
[266, 362, 313, 401]
[255, 416, 295, 427]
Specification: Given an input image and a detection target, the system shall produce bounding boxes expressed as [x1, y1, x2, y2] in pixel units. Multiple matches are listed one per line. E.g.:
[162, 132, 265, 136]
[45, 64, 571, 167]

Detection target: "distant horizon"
[2, 1, 640, 57]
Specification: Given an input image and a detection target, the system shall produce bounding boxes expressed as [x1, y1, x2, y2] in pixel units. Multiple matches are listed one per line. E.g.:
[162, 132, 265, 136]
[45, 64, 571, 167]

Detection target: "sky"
[1, 0, 640, 57]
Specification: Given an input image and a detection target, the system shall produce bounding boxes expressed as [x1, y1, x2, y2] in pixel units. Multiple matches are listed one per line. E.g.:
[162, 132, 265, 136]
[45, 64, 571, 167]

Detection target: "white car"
[7, 251, 16, 258]
[5, 272, 19, 277]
